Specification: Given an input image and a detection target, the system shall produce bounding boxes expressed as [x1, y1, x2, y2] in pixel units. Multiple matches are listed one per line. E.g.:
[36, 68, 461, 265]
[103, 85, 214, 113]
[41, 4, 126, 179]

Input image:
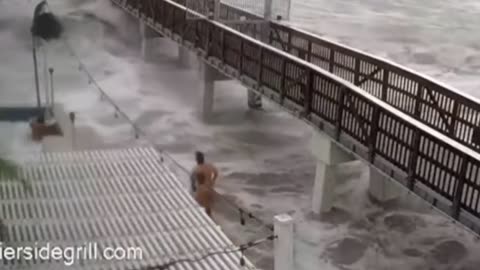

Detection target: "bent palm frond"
[0, 158, 32, 193]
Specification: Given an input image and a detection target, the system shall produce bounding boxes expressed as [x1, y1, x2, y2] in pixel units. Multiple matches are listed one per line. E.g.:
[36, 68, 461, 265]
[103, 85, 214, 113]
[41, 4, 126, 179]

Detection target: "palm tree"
[0, 157, 32, 242]
[0, 158, 31, 189]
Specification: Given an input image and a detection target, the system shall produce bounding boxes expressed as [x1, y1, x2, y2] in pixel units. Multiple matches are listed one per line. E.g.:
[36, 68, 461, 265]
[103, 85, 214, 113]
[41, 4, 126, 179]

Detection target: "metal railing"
[195, 2, 480, 154]
[267, 23, 480, 153]
[111, 0, 480, 232]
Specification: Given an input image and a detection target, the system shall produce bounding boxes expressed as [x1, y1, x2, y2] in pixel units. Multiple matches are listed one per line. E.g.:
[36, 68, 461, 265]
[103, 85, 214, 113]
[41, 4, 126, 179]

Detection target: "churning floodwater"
[1, 0, 480, 270]
[290, 0, 480, 95]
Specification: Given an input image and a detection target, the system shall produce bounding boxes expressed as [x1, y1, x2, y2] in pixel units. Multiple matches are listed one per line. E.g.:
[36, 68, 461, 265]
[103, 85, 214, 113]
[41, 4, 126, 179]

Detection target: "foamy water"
[290, 0, 480, 95]
[1, 1, 480, 270]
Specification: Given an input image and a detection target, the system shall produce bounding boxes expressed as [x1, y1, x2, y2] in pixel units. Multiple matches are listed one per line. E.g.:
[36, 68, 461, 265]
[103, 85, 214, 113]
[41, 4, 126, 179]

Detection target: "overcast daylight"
[1, 0, 480, 269]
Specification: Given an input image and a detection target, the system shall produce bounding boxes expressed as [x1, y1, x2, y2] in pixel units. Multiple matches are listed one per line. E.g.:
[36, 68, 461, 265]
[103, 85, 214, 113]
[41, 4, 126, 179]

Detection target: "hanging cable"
[139, 234, 277, 270]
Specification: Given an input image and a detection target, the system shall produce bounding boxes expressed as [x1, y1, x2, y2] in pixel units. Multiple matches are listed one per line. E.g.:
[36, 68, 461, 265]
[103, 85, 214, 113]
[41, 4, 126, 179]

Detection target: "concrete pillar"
[261, 0, 273, 43]
[368, 166, 402, 202]
[139, 21, 160, 60]
[264, 0, 273, 19]
[213, 0, 221, 20]
[274, 214, 294, 270]
[247, 89, 262, 109]
[201, 64, 215, 121]
[140, 21, 149, 59]
[310, 132, 355, 214]
[199, 62, 231, 121]
[178, 46, 190, 68]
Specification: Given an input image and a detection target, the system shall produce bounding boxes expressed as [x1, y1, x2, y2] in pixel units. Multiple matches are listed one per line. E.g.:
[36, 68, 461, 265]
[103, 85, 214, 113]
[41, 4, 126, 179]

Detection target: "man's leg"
[206, 207, 212, 217]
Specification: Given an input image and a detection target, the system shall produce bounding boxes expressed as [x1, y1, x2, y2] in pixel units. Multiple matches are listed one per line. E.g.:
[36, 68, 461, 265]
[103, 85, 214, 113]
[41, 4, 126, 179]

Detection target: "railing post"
[368, 106, 380, 163]
[287, 30, 292, 53]
[171, 3, 177, 30]
[303, 70, 313, 117]
[381, 69, 389, 100]
[161, 0, 167, 27]
[335, 86, 346, 140]
[354, 58, 361, 85]
[257, 47, 264, 87]
[328, 49, 335, 73]
[452, 154, 469, 220]
[205, 23, 212, 56]
[238, 39, 244, 75]
[449, 100, 459, 137]
[406, 129, 421, 190]
[221, 30, 226, 62]
[180, 8, 187, 40]
[307, 40, 312, 62]
[414, 83, 424, 118]
[280, 58, 287, 104]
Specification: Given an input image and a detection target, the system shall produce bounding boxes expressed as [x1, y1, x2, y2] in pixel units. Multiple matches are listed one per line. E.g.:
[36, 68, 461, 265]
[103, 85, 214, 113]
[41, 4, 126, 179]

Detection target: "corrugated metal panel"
[0, 146, 253, 270]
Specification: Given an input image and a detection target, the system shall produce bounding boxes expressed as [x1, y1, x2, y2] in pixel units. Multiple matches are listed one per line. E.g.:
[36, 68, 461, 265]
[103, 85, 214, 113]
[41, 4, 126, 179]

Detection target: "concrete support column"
[213, 0, 221, 20]
[368, 166, 402, 202]
[199, 62, 231, 121]
[261, 0, 273, 43]
[274, 214, 294, 270]
[247, 89, 262, 109]
[310, 132, 355, 214]
[201, 63, 215, 121]
[139, 21, 162, 60]
[178, 46, 190, 68]
[139, 21, 150, 60]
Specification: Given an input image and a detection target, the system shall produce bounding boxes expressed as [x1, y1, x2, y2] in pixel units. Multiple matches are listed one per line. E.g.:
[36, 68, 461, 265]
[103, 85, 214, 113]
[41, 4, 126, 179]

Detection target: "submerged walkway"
[0, 146, 253, 270]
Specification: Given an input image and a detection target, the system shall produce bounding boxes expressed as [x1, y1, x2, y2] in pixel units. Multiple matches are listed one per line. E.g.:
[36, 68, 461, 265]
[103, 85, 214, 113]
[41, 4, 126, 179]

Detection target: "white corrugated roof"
[0, 146, 254, 270]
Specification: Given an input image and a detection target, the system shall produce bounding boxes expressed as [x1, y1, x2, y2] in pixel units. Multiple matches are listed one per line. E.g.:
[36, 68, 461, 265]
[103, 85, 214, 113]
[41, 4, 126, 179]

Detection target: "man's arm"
[190, 169, 197, 193]
[211, 165, 219, 183]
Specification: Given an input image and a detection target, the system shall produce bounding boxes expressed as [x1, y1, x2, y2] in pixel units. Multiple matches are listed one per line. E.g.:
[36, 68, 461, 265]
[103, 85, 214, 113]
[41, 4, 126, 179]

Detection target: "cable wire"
[139, 234, 277, 270]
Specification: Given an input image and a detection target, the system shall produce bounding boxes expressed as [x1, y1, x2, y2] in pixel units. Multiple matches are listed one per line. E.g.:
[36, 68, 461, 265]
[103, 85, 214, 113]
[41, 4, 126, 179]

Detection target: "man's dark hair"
[195, 151, 205, 164]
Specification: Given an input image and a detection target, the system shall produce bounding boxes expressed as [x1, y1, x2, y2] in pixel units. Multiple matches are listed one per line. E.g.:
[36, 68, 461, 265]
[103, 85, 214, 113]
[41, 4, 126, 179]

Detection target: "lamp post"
[32, 33, 41, 110]
[31, 1, 48, 113]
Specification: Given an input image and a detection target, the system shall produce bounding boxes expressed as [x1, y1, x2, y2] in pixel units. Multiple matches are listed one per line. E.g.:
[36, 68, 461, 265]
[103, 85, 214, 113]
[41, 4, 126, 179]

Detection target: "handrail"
[267, 21, 480, 152]
[209, 3, 480, 153]
[112, 0, 480, 231]
[285, 24, 480, 106]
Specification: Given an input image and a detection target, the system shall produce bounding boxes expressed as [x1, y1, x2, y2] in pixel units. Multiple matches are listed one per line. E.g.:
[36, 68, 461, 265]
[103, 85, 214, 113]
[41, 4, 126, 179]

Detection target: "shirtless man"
[191, 151, 218, 216]
[191, 151, 218, 191]
[194, 171, 215, 217]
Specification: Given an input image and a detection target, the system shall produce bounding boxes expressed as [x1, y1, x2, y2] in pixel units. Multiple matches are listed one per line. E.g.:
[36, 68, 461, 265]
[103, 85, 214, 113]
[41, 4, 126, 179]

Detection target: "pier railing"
[112, 0, 480, 232]
[267, 23, 480, 153]
[207, 2, 480, 154]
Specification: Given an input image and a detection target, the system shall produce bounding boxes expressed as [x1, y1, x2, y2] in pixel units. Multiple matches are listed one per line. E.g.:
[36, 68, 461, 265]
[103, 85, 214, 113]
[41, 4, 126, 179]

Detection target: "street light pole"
[32, 34, 41, 110]
[31, 0, 47, 112]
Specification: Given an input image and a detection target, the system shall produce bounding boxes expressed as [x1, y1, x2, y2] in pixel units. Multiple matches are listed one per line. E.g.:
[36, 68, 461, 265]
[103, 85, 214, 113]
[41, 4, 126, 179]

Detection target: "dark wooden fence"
[112, 0, 480, 231]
